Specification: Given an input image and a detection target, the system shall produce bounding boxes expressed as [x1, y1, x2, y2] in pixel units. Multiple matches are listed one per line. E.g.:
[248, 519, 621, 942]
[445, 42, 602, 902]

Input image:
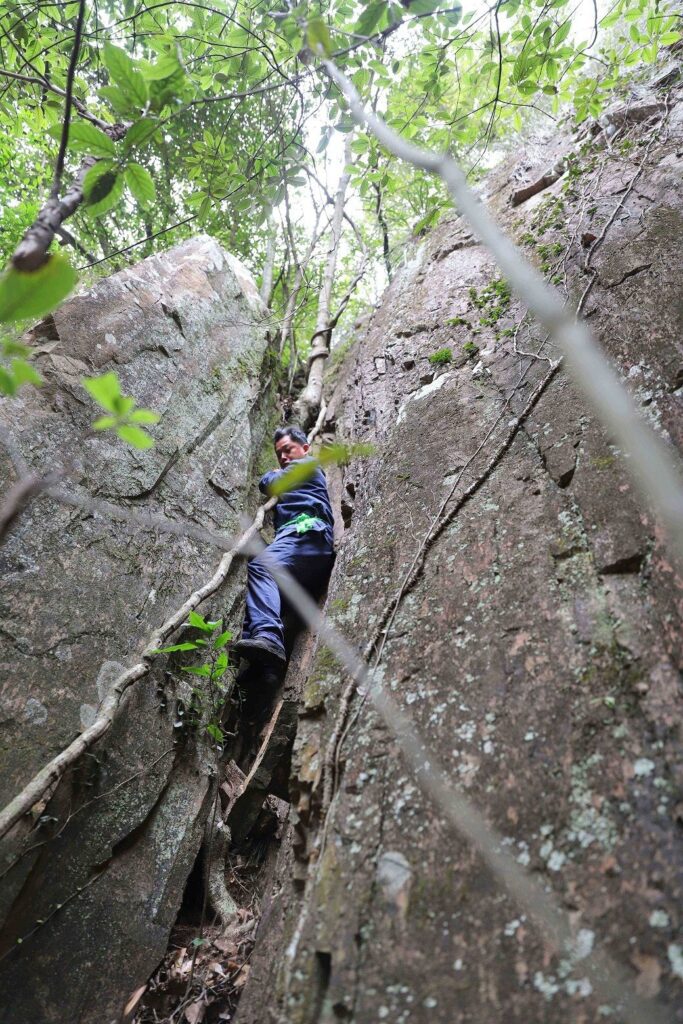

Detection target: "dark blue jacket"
[260, 458, 334, 543]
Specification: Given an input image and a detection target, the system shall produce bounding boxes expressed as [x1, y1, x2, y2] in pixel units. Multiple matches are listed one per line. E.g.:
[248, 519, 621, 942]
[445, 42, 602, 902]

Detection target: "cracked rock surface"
[238, 81, 682, 1023]
[0, 237, 273, 1023]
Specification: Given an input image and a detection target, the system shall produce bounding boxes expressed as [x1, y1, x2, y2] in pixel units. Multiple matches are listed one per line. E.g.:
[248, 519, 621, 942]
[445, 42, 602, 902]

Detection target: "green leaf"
[116, 424, 154, 448]
[266, 443, 374, 496]
[0, 253, 77, 324]
[213, 630, 232, 649]
[214, 651, 228, 676]
[10, 358, 42, 387]
[102, 41, 136, 84]
[2, 340, 30, 356]
[98, 85, 133, 116]
[355, 1, 388, 37]
[128, 408, 161, 424]
[511, 51, 528, 84]
[125, 71, 149, 110]
[0, 366, 17, 395]
[123, 118, 159, 153]
[307, 16, 332, 57]
[102, 41, 149, 108]
[206, 723, 224, 742]
[83, 373, 121, 412]
[188, 610, 213, 632]
[113, 395, 134, 416]
[125, 162, 156, 205]
[92, 415, 117, 430]
[554, 20, 572, 44]
[153, 642, 200, 653]
[182, 664, 212, 676]
[49, 121, 116, 157]
[82, 161, 114, 200]
[142, 53, 183, 81]
[83, 169, 124, 217]
[409, 0, 443, 14]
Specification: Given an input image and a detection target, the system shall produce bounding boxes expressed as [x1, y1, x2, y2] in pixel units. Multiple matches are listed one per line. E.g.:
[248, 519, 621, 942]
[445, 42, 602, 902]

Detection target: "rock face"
[238, 83, 683, 1021]
[0, 237, 274, 1023]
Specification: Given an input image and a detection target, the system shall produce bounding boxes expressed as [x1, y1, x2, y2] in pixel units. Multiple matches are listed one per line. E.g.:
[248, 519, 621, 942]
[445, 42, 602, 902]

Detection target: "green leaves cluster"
[82, 371, 160, 449]
[0, 0, 678, 399]
[154, 611, 232, 747]
[0, 339, 42, 396]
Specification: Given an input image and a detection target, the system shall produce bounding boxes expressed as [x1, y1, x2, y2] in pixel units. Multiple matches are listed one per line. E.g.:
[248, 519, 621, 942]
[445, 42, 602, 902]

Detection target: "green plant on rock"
[83, 371, 161, 449]
[428, 347, 453, 365]
[469, 278, 512, 327]
[154, 611, 232, 748]
[463, 340, 480, 358]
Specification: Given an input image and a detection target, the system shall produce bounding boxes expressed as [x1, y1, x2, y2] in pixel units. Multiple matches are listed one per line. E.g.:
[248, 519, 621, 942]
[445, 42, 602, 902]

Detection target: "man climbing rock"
[233, 426, 335, 670]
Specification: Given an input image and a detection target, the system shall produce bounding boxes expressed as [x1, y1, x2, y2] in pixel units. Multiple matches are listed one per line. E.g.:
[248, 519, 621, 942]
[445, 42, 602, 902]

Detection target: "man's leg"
[239, 531, 334, 663]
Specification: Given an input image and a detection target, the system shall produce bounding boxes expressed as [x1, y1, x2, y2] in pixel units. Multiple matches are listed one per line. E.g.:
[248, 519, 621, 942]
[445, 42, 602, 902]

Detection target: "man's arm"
[259, 469, 281, 494]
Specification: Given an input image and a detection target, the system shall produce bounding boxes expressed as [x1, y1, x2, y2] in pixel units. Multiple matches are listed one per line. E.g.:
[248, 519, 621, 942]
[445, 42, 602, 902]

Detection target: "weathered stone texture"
[239, 81, 683, 1023]
[0, 237, 273, 1023]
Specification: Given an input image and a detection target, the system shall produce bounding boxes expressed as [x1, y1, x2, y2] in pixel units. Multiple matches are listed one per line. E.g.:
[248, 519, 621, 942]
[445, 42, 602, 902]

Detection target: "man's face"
[275, 435, 310, 468]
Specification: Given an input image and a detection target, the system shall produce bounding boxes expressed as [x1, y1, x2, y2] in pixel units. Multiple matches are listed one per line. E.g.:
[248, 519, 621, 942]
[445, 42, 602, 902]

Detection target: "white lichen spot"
[569, 929, 595, 962]
[649, 910, 670, 928]
[378, 1007, 389, 1020]
[565, 977, 593, 998]
[633, 758, 655, 778]
[504, 918, 521, 937]
[23, 697, 48, 726]
[668, 944, 683, 980]
[377, 851, 412, 900]
[453, 959, 464, 971]
[517, 842, 531, 867]
[533, 972, 560, 999]
[79, 703, 98, 729]
[422, 997, 438, 1008]
[548, 850, 567, 872]
[524, 730, 536, 742]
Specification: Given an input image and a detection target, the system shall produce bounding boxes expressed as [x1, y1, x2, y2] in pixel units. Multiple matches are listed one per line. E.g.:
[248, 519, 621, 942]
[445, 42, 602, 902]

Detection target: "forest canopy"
[0, 0, 680, 401]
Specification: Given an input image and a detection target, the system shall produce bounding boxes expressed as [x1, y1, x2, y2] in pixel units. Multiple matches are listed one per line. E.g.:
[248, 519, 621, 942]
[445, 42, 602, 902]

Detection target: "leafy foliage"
[0, 0, 678, 437]
[154, 612, 232, 747]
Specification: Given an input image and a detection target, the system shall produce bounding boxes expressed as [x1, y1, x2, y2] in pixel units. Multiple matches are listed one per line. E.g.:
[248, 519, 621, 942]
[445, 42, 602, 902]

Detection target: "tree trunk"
[293, 135, 353, 428]
[260, 215, 277, 306]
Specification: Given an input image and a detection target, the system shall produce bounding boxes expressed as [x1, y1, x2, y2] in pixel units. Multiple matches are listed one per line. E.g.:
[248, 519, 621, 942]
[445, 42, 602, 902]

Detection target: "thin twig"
[51, 0, 86, 199]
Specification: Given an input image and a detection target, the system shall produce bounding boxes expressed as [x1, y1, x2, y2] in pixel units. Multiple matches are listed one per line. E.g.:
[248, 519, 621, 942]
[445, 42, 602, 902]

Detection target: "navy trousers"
[242, 529, 335, 657]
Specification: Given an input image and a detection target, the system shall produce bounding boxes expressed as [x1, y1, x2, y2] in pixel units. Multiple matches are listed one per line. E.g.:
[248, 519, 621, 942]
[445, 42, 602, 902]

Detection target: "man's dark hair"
[273, 425, 308, 445]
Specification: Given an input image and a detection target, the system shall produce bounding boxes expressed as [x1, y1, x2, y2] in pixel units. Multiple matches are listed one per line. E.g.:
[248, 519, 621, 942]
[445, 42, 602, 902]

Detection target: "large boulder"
[0, 236, 274, 1023]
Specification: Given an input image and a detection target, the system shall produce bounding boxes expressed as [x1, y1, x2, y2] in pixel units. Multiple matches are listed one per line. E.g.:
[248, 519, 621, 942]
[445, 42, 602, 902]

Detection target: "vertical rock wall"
[0, 237, 274, 1023]
[238, 82, 683, 1022]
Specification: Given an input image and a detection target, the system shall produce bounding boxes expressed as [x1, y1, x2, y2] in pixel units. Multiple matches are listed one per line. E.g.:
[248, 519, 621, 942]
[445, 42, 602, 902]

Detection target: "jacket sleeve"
[259, 469, 281, 494]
